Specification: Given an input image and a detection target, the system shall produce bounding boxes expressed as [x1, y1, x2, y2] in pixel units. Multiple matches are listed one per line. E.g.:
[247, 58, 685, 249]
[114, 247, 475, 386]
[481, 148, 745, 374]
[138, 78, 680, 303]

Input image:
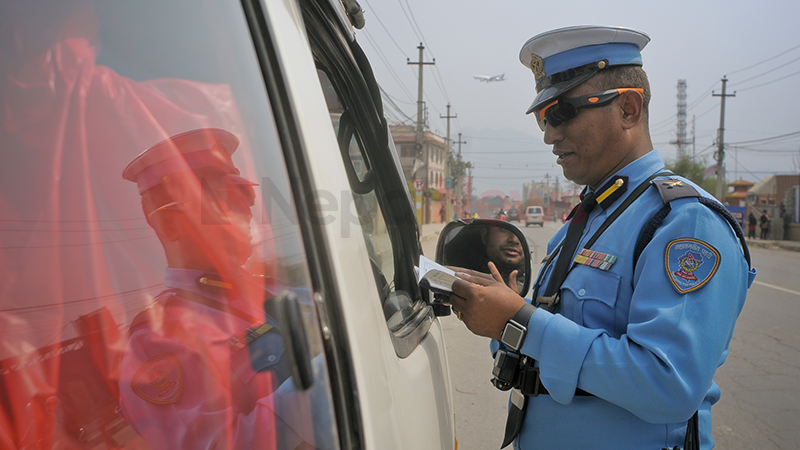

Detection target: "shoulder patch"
[665, 238, 720, 294]
[132, 354, 184, 404]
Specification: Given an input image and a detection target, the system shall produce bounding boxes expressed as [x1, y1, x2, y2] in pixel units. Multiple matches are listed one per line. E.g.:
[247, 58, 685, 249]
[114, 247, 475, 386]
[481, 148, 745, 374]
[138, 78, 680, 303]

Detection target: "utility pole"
[712, 76, 735, 202]
[408, 43, 435, 223]
[440, 104, 457, 219]
[440, 103, 456, 151]
[454, 133, 467, 217]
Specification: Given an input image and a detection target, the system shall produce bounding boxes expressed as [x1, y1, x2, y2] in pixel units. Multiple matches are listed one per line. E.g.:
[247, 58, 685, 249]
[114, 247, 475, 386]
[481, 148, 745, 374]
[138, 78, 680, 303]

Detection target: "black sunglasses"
[534, 88, 643, 131]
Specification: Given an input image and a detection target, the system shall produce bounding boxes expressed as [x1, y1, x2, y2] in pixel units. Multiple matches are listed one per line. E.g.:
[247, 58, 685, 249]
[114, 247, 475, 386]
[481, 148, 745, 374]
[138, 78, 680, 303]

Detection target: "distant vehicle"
[525, 206, 545, 227]
[507, 208, 520, 222]
[493, 209, 508, 221]
[473, 73, 506, 82]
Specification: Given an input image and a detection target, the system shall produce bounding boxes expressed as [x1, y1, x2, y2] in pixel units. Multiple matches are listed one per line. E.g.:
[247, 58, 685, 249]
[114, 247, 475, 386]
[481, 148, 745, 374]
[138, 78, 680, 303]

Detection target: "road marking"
[753, 280, 800, 297]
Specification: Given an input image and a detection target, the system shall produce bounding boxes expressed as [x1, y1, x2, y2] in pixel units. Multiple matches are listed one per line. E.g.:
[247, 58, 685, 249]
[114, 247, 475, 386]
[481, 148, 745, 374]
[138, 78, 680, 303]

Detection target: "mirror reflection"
[435, 219, 531, 296]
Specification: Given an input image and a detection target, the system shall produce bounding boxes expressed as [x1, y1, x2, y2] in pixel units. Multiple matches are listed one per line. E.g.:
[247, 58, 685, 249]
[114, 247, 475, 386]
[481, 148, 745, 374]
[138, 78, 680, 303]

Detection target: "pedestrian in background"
[748, 212, 757, 239]
[760, 209, 771, 239]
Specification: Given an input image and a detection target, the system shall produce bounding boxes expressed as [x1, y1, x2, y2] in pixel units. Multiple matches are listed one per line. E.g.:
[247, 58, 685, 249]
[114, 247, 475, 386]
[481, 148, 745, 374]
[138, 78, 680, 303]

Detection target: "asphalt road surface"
[424, 219, 800, 449]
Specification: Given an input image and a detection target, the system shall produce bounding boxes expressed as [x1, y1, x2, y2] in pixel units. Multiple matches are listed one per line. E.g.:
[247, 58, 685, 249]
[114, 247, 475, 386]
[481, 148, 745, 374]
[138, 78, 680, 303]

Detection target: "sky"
[354, 0, 800, 197]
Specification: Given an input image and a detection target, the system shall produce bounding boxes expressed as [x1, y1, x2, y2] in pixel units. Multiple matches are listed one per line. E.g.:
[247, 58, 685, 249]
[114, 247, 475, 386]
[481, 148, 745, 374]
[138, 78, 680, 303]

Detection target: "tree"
[665, 155, 718, 193]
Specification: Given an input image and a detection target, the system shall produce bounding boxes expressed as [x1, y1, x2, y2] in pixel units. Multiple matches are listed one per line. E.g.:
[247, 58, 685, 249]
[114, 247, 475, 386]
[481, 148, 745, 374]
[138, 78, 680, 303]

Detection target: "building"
[725, 178, 754, 208]
[747, 174, 800, 240]
[390, 125, 451, 224]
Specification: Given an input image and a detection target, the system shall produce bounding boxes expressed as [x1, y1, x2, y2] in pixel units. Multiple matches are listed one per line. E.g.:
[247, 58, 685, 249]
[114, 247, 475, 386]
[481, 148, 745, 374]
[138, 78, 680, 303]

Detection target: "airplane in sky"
[473, 73, 506, 82]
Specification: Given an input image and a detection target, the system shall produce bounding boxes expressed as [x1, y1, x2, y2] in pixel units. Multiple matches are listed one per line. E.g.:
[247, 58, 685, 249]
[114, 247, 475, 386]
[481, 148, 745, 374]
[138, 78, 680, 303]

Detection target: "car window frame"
[300, 0, 435, 359]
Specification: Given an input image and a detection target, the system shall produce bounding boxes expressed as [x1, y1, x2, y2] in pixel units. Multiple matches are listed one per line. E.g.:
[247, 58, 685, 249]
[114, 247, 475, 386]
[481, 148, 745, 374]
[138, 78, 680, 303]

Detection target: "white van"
[525, 206, 545, 227]
[0, 1, 455, 449]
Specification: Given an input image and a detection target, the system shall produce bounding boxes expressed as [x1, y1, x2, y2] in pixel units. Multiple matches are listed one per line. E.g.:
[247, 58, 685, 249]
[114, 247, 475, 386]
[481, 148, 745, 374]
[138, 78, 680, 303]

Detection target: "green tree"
[665, 155, 718, 193]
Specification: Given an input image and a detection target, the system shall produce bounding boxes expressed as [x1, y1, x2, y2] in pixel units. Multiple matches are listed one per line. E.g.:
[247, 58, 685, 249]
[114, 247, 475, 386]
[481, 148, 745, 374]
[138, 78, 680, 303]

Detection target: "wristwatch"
[500, 303, 536, 352]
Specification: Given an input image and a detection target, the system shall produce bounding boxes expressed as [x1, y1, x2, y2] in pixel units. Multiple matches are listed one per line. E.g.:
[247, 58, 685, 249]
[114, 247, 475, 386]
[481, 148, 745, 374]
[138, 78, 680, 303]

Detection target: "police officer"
[447, 26, 756, 450]
[118, 128, 331, 450]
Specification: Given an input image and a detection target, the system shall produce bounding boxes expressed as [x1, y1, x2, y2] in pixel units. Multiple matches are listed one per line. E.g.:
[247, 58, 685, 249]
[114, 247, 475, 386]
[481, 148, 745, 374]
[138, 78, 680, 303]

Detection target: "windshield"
[0, 1, 337, 449]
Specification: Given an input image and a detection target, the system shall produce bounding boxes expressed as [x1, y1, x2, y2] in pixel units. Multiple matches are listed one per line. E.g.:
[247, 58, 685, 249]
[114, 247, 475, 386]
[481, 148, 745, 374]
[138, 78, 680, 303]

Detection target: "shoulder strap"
[632, 178, 752, 270]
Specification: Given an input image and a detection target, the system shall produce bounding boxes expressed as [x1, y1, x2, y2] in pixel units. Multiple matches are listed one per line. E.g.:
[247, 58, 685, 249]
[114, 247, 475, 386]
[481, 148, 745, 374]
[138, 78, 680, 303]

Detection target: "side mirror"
[434, 219, 532, 297]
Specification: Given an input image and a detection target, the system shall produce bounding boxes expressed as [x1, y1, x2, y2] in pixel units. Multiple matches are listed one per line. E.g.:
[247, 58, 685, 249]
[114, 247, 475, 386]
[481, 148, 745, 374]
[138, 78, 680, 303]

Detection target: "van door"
[289, 1, 456, 448]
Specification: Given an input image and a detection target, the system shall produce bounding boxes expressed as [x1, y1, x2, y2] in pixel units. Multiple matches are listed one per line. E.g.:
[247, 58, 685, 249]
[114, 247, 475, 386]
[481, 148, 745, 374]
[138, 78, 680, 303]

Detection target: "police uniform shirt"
[118, 268, 319, 450]
[498, 150, 756, 450]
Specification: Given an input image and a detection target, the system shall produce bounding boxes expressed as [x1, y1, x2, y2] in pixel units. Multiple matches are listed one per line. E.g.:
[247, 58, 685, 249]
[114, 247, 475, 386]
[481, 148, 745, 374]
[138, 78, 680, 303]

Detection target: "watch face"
[502, 323, 525, 349]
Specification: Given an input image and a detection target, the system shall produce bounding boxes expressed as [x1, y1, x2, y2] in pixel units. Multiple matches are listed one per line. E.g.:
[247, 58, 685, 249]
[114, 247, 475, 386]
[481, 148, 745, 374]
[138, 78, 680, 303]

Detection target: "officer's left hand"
[448, 262, 530, 341]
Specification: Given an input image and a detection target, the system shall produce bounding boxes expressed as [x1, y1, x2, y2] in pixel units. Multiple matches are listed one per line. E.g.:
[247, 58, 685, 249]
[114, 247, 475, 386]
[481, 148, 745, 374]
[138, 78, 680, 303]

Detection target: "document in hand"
[417, 255, 459, 295]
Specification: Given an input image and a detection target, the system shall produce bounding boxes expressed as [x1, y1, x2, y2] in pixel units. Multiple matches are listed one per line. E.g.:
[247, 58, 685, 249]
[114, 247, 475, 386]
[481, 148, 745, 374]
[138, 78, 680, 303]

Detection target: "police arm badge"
[132, 354, 184, 404]
[665, 238, 720, 294]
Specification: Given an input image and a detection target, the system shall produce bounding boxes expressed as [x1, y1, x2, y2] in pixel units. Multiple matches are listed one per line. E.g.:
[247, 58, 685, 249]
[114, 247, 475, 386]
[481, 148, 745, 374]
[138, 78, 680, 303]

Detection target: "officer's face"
[541, 81, 627, 189]
[483, 227, 524, 269]
[158, 171, 255, 272]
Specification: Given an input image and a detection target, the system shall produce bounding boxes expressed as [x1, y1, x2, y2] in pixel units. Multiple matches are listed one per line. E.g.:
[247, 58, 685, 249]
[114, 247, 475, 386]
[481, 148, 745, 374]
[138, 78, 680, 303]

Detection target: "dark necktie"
[543, 191, 597, 298]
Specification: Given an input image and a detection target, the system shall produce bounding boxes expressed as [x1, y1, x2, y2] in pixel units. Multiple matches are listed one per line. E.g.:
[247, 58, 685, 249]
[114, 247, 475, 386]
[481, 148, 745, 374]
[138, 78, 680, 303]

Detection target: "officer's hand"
[449, 270, 529, 341]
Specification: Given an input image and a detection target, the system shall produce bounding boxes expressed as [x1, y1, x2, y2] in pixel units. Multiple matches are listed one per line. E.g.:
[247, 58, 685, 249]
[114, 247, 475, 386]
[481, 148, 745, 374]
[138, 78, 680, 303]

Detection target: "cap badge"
[530, 54, 544, 80]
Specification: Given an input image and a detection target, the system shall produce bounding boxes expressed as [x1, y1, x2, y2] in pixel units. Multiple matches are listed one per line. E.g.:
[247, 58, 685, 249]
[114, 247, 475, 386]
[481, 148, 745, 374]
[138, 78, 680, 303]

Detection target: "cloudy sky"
[355, 0, 800, 196]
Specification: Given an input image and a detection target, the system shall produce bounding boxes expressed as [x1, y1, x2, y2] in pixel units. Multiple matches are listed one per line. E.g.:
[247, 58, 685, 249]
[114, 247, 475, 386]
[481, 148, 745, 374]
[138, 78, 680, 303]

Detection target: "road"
[423, 219, 800, 449]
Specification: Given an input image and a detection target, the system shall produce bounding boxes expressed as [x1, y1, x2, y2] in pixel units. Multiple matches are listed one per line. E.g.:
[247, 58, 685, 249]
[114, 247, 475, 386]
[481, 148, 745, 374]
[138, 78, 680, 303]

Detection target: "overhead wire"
[726, 43, 800, 76]
[361, 29, 416, 103]
[729, 54, 800, 87]
[735, 68, 800, 92]
[360, 0, 410, 59]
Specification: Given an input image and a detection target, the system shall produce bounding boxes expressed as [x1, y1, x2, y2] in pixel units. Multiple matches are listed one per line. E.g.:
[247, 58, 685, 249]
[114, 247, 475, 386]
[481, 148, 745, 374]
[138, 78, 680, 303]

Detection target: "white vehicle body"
[0, 0, 456, 449]
[525, 206, 545, 227]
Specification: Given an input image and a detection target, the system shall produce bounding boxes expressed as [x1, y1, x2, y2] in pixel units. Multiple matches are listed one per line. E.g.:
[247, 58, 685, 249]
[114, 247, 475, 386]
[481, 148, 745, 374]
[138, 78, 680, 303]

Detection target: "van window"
[309, 24, 432, 357]
[0, 2, 337, 449]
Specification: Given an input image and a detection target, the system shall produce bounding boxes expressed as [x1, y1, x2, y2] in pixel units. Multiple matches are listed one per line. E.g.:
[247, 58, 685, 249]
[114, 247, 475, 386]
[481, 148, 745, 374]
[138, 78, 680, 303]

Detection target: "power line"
[730, 54, 800, 87]
[359, 0, 409, 59]
[727, 129, 800, 145]
[736, 68, 800, 92]
[396, 0, 423, 43]
[361, 29, 416, 102]
[726, 43, 800, 76]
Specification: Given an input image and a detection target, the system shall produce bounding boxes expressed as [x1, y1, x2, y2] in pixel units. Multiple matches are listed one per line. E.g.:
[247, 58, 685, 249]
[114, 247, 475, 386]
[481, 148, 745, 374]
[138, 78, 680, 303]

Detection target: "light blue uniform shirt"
[498, 151, 756, 450]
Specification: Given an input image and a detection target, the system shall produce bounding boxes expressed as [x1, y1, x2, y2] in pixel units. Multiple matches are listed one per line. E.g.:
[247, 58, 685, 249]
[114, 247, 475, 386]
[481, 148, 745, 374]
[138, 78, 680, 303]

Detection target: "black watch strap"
[512, 302, 536, 327]
[501, 303, 536, 351]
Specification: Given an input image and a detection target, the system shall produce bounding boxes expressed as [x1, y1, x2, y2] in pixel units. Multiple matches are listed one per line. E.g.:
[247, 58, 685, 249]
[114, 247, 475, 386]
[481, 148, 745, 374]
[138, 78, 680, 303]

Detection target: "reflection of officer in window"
[118, 128, 322, 450]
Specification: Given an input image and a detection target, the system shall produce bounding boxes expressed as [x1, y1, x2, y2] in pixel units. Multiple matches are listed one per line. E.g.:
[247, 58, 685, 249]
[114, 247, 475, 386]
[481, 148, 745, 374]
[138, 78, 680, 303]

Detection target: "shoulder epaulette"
[652, 178, 700, 205]
[636, 178, 751, 270]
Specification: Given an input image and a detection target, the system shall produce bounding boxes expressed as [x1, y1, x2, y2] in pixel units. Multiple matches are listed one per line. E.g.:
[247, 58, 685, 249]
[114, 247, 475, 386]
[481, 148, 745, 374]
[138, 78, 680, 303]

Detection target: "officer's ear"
[619, 89, 643, 129]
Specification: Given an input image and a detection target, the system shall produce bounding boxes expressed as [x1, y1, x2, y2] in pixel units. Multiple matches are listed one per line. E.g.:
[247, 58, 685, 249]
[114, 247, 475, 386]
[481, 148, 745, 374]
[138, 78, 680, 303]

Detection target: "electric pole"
[408, 43, 434, 223]
[712, 76, 735, 202]
[440, 103, 456, 151]
[440, 104, 457, 219]
[454, 133, 467, 216]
